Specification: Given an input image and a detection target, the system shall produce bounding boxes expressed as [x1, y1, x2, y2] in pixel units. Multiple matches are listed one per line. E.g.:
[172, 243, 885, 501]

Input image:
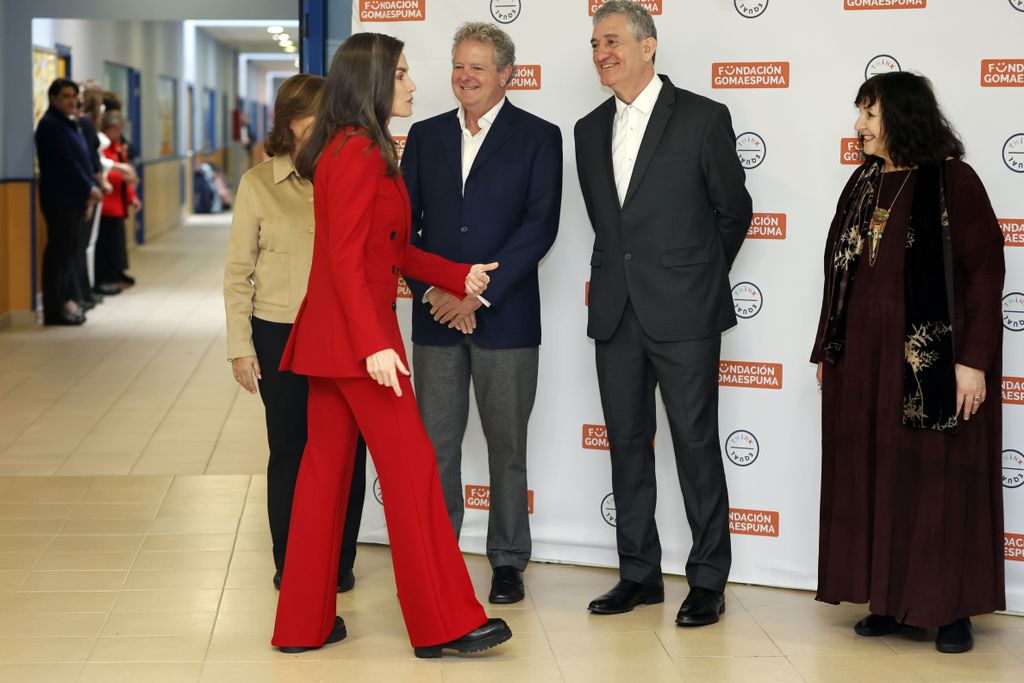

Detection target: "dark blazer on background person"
[575, 74, 751, 343]
[401, 99, 562, 349]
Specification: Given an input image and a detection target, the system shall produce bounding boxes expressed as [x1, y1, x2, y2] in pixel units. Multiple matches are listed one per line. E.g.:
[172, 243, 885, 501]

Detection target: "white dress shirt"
[611, 75, 663, 205]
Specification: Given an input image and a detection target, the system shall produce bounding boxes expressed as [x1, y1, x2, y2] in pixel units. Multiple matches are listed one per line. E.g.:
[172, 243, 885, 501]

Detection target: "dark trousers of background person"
[96, 216, 129, 285]
[595, 301, 732, 593]
[40, 205, 84, 319]
[251, 316, 366, 580]
[413, 339, 539, 571]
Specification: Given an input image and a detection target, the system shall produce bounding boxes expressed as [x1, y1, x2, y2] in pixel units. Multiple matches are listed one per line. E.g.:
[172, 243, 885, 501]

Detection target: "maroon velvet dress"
[811, 160, 1005, 627]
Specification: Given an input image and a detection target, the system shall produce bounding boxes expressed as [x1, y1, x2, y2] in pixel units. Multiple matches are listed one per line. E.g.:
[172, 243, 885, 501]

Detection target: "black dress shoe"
[273, 570, 282, 590]
[337, 568, 355, 593]
[77, 298, 96, 311]
[94, 283, 122, 296]
[588, 579, 664, 615]
[413, 617, 512, 658]
[119, 274, 136, 286]
[44, 309, 86, 326]
[489, 566, 525, 604]
[936, 617, 973, 653]
[675, 586, 725, 627]
[854, 613, 902, 637]
[277, 616, 347, 653]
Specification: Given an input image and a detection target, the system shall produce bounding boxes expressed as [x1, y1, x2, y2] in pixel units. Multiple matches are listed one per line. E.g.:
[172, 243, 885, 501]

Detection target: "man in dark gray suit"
[574, 0, 752, 626]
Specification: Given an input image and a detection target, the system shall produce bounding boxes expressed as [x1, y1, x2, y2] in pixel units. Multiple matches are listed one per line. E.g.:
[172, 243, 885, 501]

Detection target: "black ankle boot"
[936, 617, 973, 653]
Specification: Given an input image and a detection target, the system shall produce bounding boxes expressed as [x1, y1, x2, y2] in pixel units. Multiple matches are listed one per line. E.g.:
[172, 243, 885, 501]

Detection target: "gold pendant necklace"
[867, 169, 912, 266]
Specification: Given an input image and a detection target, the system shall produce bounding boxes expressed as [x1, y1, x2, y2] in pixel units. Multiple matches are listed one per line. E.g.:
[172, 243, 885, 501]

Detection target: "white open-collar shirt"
[612, 74, 663, 205]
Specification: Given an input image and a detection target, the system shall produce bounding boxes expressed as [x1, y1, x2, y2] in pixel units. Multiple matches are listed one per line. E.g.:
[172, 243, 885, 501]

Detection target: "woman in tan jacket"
[224, 74, 365, 592]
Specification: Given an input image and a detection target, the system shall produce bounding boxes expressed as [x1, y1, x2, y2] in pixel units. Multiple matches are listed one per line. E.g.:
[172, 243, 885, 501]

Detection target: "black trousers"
[40, 204, 84, 317]
[252, 316, 366, 577]
[96, 216, 129, 285]
[595, 301, 731, 593]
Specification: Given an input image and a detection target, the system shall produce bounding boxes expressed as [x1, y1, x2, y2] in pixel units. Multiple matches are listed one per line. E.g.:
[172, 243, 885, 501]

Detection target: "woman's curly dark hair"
[855, 71, 964, 168]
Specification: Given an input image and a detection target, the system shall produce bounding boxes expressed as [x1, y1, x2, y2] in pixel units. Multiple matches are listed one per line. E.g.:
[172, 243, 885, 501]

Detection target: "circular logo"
[1002, 133, 1024, 173]
[725, 430, 760, 467]
[1003, 449, 1024, 489]
[864, 54, 901, 80]
[1011, 0, 1024, 13]
[490, 0, 521, 23]
[600, 493, 616, 527]
[1003, 292, 1024, 332]
[736, 132, 766, 169]
[734, 0, 769, 17]
[731, 281, 763, 319]
[373, 477, 383, 505]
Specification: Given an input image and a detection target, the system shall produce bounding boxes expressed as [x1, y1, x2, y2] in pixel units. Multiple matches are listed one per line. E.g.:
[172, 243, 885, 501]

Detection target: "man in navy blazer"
[401, 22, 561, 605]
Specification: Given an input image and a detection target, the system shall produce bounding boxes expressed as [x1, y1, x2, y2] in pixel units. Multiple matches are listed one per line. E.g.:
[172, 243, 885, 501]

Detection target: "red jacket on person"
[281, 129, 470, 378]
[100, 141, 137, 219]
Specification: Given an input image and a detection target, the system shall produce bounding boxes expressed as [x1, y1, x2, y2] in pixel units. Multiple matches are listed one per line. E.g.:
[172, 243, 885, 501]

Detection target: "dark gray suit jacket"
[574, 75, 753, 342]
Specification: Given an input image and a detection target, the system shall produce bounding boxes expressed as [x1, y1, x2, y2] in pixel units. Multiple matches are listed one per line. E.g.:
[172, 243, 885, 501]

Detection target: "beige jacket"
[223, 154, 315, 359]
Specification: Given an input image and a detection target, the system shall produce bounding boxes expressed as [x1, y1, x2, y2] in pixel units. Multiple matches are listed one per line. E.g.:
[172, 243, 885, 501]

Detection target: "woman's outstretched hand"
[366, 348, 411, 397]
[466, 262, 499, 297]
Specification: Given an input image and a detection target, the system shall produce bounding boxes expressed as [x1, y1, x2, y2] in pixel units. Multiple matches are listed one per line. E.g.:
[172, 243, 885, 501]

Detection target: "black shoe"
[936, 617, 973, 653]
[277, 616, 346, 653]
[413, 618, 512, 659]
[273, 570, 282, 590]
[675, 586, 725, 627]
[337, 568, 355, 593]
[77, 298, 96, 311]
[588, 579, 664, 615]
[854, 613, 902, 637]
[119, 274, 136, 287]
[93, 283, 121, 296]
[44, 309, 86, 326]
[489, 566, 525, 604]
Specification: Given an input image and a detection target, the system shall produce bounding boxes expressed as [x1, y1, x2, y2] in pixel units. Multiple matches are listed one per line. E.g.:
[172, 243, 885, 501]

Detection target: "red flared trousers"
[271, 374, 487, 648]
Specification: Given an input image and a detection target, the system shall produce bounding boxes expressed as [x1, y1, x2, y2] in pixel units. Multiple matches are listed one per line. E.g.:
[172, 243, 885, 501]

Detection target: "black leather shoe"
[588, 579, 664, 615]
[94, 283, 121, 296]
[119, 274, 136, 287]
[489, 566, 525, 604]
[675, 586, 725, 626]
[77, 298, 96, 311]
[273, 570, 282, 590]
[337, 568, 355, 593]
[414, 618, 512, 658]
[854, 613, 902, 637]
[44, 309, 86, 326]
[936, 617, 973, 653]
[277, 616, 347, 653]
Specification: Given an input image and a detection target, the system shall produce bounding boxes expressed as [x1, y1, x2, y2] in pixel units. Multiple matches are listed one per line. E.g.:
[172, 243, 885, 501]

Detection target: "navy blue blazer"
[402, 99, 562, 349]
[35, 106, 98, 210]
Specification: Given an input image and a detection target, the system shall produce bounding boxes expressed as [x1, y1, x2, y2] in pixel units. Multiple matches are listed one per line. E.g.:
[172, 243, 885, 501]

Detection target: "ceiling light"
[279, 39, 294, 48]
[275, 33, 291, 42]
[284, 46, 297, 53]
[267, 26, 284, 34]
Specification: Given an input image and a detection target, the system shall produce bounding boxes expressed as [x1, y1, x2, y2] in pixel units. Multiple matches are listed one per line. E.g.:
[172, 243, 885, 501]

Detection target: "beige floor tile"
[0, 518, 64, 535]
[789, 654, 926, 681]
[112, 589, 222, 614]
[88, 635, 210, 663]
[224, 567, 273, 590]
[325, 659, 446, 680]
[122, 569, 226, 590]
[0, 611, 108, 637]
[21, 571, 126, 592]
[212, 611, 275, 638]
[46, 535, 144, 552]
[147, 517, 239, 535]
[0, 537, 54, 555]
[0, 569, 29, 591]
[199, 661, 323, 683]
[0, 663, 82, 682]
[69, 503, 161, 519]
[1, 487, 86, 504]
[0, 551, 41, 570]
[204, 634, 303, 662]
[881, 625, 1014, 656]
[141, 533, 236, 553]
[217, 589, 280, 613]
[79, 488, 166, 504]
[559, 654, 683, 683]
[5, 591, 118, 613]
[77, 662, 202, 683]
[0, 636, 95, 663]
[226, 549, 275, 572]
[101, 612, 216, 637]
[231, 533, 271, 551]
[901, 652, 1023, 681]
[439, 659, 561, 683]
[0, 504, 72, 519]
[33, 550, 136, 571]
[156, 503, 244, 519]
[59, 518, 152, 535]
[656, 620, 781, 657]
[672, 656, 804, 682]
[548, 630, 666, 660]
[132, 550, 231, 571]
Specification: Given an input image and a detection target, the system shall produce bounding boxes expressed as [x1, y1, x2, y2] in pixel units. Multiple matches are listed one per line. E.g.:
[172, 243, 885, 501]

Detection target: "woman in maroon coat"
[811, 72, 1005, 654]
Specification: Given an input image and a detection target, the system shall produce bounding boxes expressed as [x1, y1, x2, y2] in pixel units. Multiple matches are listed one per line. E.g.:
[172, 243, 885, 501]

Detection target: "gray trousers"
[413, 339, 538, 571]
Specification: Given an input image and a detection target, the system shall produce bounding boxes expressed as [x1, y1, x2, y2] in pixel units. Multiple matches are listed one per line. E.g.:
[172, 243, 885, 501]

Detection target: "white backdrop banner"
[349, 0, 1024, 614]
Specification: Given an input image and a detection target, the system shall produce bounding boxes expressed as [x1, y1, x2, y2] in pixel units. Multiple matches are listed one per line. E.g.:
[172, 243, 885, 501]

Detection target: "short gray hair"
[452, 22, 517, 76]
[592, 0, 657, 42]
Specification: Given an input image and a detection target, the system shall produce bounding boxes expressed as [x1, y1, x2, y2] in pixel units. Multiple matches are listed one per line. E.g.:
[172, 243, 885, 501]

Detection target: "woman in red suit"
[270, 32, 511, 659]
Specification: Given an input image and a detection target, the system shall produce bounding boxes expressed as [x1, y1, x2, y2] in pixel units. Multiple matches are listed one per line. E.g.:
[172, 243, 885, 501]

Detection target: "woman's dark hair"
[855, 71, 964, 168]
[103, 91, 123, 111]
[264, 73, 324, 157]
[295, 32, 404, 180]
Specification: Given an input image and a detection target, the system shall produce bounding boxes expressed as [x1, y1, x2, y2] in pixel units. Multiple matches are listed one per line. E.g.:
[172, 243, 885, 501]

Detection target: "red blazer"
[100, 141, 137, 218]
[281, 129, 470, 378]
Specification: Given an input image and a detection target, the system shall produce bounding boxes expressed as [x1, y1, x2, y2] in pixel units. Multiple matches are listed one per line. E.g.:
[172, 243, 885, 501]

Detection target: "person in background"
[97, 111, 141, 294]
[77, 80, 111, 305]
[223, 73, 365, 595]
[811, 71, 1005, 654]
[271, 32, 511, 658]
[35, 78, 102, 325]
[401, 21, 562, 606]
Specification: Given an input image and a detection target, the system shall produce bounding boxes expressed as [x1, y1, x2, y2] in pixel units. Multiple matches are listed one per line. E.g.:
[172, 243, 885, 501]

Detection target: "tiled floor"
[1, 216, 1022, 682]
